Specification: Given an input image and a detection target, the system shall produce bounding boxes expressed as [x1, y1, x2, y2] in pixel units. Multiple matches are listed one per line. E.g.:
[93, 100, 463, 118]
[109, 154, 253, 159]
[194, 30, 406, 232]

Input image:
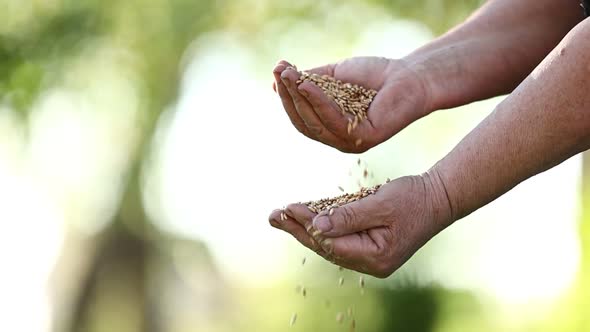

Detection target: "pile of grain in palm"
[295, 71, 377, 136]
[303, 184, 382, 214]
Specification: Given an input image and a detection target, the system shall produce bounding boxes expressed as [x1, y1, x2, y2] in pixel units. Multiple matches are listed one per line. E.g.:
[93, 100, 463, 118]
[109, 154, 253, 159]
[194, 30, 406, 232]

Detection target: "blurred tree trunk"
[64, 165, 159, 332]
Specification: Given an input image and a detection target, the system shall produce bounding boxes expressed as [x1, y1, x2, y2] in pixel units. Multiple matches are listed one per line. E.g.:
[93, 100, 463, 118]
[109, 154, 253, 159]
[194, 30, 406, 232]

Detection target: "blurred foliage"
[0, 0, 483, 115]
[0, 6, 102, 112]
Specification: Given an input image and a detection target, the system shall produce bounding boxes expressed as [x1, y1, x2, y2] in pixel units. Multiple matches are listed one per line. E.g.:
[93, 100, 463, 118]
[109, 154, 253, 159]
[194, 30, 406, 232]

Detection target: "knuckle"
[290, 120, 310, 135]
[285, 204, 298, 216]
[339, 205, 357, 231]
[307, 123, 325, 136]
[372, 261, 394, 279]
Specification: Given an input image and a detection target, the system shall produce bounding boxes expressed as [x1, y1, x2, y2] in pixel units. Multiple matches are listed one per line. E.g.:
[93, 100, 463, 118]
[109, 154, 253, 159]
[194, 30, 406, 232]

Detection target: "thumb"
[304, 63, 336, 76]
[311, 192, 390, 237]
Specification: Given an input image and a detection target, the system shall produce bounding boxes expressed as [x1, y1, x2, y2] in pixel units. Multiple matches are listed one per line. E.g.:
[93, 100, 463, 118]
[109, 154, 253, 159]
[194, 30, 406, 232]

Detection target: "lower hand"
[269, 173, 452, 278]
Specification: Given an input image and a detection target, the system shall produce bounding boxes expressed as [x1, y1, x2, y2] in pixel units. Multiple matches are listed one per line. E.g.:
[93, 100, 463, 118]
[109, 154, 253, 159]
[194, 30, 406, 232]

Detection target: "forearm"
[403, 0, 582, 112]
[430, 19, 590, 223]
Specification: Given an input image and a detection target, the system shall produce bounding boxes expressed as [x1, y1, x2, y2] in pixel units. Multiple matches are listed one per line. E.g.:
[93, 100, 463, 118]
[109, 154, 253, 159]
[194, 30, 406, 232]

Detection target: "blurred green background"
[0, 0, 588, 331]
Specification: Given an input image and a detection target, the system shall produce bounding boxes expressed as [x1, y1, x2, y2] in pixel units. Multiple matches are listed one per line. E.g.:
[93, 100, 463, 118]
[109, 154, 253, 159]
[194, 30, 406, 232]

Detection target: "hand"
[268, 173, 452, 278]
[272, 57, 430, 153]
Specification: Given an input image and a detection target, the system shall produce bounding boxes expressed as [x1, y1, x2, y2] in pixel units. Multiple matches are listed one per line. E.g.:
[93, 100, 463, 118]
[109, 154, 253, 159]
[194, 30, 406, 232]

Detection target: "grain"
[301, 257, 306, 266]
[302, 184, 381, 214]
[295, 71, 377, 131]
[336, 312, 344, 323]
[359, 276, 365, 288]
[338, 277, 344, 286]
[290, 313, 297, 326]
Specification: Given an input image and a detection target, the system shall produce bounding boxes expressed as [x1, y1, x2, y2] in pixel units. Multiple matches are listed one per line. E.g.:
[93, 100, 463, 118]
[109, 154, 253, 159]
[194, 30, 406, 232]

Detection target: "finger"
[273, 63, 311, 138]
[284, 203, 317, 233]
[311, 189, 391, 237]
[269, 209, 326, 255]
[297, 80, 353, 138]
[281, 68, 342, 144]
[304, 63, 336, 76]
[273, 60, 294, 92]
[317, 231, 382, 269]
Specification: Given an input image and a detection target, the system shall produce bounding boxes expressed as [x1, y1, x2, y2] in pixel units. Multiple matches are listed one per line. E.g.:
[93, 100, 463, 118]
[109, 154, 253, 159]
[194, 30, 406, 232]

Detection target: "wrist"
[385, 57, 436, 118]
[400, 53, 450, 114]
[421, 166, 455, 229]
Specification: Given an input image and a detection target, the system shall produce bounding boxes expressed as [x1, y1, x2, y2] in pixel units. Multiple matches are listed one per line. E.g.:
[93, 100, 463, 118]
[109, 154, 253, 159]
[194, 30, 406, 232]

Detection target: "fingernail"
[273, 64, 285, 74]
[299, 89, 308, 97]
[313, 216, 332, 233]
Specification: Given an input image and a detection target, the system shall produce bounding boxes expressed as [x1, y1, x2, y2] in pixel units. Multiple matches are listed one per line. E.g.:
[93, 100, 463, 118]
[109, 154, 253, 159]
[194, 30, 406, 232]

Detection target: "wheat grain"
[295, 71, 377, 134]
[302, 184, 381, 214]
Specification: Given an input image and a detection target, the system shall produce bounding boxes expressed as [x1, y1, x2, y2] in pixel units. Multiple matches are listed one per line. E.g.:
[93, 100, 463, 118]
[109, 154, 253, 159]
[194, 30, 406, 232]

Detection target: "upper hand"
[272, 57, 430, 153]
